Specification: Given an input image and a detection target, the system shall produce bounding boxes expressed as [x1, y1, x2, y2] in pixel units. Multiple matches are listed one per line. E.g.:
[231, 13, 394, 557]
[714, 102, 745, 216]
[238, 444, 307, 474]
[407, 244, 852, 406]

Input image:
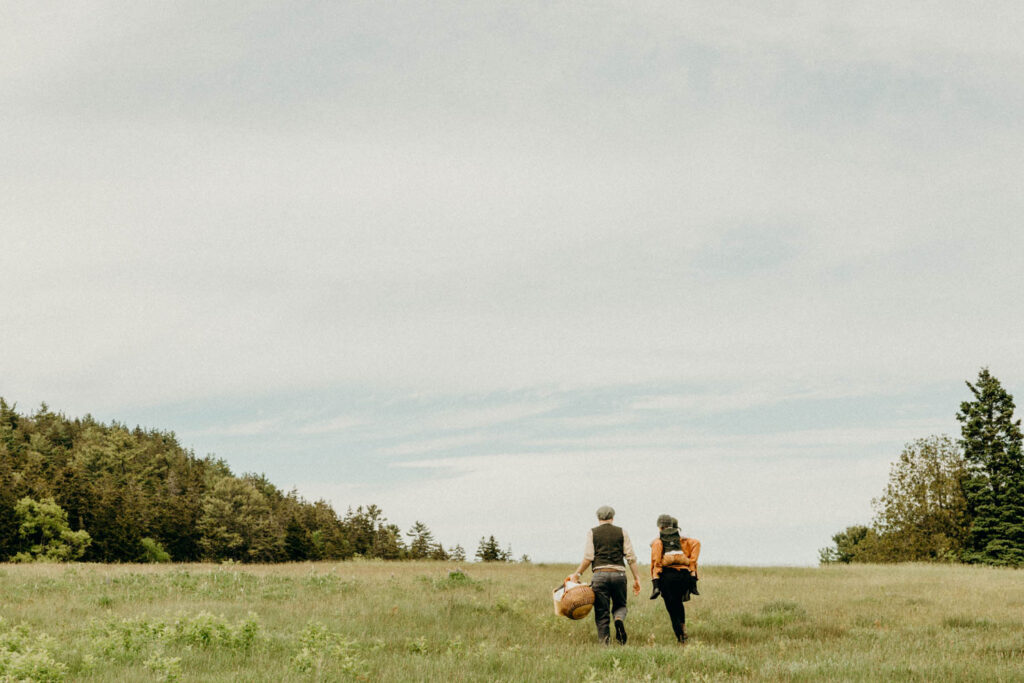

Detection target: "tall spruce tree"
[956, 368, 1024, 566]
[406, 521, 435, 559]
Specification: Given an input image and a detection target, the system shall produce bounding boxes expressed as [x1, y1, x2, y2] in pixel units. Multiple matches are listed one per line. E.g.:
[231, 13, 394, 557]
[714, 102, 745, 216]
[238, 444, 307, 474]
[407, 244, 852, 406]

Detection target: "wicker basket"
[553, 582, 595, 620]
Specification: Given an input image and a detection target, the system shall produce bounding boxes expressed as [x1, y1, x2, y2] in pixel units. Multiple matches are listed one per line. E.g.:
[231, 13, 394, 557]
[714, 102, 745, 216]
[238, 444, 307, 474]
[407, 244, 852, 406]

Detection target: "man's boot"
[677, 624, 688, 645]
[614, 619, 627, 645]
[649, 579, 661, 600]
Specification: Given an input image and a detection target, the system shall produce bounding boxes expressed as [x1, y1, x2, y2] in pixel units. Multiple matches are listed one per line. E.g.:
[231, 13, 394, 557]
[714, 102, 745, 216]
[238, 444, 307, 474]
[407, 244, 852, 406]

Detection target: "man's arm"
[628, 559, 641, 595]
[623, 530, 642, 596]
[568, 529, 595, 581]
[569, 557, 591, 581]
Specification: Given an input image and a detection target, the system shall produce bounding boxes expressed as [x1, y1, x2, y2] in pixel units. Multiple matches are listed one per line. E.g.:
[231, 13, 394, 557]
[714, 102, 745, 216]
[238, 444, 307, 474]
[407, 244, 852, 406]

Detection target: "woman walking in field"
[649, 514, 700, 644]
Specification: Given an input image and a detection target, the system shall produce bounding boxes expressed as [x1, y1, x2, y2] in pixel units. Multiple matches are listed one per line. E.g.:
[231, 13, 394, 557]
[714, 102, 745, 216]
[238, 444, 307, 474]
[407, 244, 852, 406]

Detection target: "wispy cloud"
[296, 415, 364, 435]
[417, 400, 561, 432]
[379, 434, 488, 457]
[194, 419, 282, 437]
[629, 388, 815, 416]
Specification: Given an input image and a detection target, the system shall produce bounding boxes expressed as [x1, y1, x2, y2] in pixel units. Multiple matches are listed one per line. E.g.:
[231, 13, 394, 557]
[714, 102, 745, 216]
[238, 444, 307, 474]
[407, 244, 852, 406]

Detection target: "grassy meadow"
[0, 561, 1022, 681]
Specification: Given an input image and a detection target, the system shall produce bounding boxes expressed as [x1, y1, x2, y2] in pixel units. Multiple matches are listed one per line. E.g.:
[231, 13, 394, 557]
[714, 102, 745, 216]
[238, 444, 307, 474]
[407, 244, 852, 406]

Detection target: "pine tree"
[284, 517, 313, 560]
[956, 368, 1024, 566]
[372, 522, 406, 559]
[406, 521, 437, 559]
[475, 535, 510, 562]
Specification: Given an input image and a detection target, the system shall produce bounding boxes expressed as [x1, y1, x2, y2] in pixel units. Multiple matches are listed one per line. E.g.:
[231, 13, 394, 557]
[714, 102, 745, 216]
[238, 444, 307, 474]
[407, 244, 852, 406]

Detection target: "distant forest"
[0, 400, 467, 563]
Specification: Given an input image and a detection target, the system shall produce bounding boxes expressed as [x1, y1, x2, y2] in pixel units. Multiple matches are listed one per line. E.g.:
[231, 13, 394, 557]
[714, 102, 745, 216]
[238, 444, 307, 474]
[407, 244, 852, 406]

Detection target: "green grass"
[1, 562, 1022, 681]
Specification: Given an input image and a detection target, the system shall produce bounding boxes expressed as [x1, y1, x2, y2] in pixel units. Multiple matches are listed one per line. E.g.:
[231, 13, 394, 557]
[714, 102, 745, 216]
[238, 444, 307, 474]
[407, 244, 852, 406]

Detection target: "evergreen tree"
[0, 407, 20, 560]
[372, 522, 406, 560]
[284, 517, 313, 561]
[475, 535, 510, 562]
[957, 368, 1024, 566]
[305, 500, 352, 559]
[343, 505, 383, 557]
[406, 521, 435, 559]
[448, 544, 466, 562]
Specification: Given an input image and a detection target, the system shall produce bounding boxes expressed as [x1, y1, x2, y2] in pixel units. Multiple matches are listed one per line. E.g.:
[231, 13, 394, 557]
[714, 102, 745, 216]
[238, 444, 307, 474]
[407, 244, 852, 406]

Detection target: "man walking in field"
[568, 506, 642, 645]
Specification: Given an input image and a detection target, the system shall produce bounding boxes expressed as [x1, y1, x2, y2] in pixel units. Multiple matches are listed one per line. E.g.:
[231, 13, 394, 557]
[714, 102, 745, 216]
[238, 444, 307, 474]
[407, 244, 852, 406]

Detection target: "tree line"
[0, 399, 502, 563]
[821, 368, 1024, 566]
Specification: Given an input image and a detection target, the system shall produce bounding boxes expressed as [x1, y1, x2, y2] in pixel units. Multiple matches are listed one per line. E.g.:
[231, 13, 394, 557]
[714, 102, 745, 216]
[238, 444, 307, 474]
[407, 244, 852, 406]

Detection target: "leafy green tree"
[871, 435, 968, 561]
[197, 478, 283, 562]
[818, 525, 883, 564]
[11, 497, 91, 562]
[139, 537, 171, 563]
[957, 368, 1024, 565]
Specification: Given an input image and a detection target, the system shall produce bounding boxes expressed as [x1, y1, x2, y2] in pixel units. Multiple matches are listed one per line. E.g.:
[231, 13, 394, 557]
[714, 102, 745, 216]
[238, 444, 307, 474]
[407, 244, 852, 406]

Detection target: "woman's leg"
[660, 570, 687, 641]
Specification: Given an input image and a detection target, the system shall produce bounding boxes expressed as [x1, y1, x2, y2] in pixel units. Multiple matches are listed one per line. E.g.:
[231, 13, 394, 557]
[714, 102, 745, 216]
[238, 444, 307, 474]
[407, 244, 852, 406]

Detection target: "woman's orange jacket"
[650, 536, 700, 580]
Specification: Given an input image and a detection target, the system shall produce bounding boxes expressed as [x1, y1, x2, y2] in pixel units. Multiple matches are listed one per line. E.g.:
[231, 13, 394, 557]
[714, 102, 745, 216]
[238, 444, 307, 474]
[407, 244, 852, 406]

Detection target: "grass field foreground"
[1, 561, 1022, 681]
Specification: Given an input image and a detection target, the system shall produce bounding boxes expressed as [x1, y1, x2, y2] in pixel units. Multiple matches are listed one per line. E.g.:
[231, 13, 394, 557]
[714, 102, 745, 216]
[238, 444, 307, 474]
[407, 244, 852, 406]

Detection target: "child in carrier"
[659, 519, 686, 563]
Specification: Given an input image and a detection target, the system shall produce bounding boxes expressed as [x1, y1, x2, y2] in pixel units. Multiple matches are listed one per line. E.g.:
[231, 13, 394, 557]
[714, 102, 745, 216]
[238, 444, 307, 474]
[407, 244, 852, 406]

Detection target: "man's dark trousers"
[591, 571, 628, 643]
[659, 568, 691, 640]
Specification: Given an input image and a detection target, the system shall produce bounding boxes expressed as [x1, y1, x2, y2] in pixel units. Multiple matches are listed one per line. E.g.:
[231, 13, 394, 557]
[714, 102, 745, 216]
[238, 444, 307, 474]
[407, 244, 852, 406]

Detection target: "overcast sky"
[3, 2, 1023, 564]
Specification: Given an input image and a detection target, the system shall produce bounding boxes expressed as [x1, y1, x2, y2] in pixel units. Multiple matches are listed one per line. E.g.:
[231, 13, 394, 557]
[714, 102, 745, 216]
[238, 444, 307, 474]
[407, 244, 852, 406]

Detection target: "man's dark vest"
[592, 524, 625, 567]
[660, 529, 682, 553]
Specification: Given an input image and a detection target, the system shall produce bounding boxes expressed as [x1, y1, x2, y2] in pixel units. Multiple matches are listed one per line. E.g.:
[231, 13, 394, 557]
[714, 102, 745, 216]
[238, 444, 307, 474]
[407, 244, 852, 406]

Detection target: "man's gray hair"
[657, 514, 674, 529]
[596, 505, 615, 521]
